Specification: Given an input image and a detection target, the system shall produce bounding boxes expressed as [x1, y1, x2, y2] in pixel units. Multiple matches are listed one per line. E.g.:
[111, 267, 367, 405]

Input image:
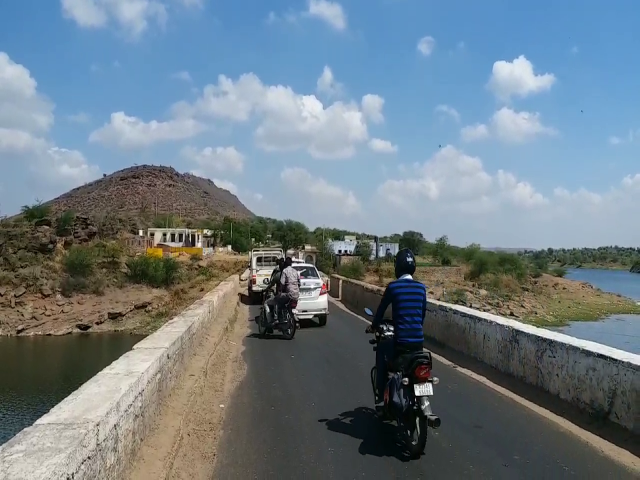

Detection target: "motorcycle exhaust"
[426, 414, 441, 429]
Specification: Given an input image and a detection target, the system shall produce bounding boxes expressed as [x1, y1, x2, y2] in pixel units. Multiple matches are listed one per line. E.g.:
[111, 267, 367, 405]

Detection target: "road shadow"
[245, 332, 290, 341]
[318, 407, 412, 462]
[423, 338, 640, 458]
[298, 318, 322, 329]
[238, 292, 254, 306]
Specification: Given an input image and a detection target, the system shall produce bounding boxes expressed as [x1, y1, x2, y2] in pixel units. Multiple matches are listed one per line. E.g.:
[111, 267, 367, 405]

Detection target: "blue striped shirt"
[372, 275, 427, 345]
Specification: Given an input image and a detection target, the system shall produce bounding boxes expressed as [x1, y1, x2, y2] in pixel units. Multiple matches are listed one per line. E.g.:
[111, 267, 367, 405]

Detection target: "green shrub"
[126, 256, 181, 287]
[465, 250, 528, 282]
[63, 247, 95, 278]
[449, 288, 467, 304]
[466, 251, 493, 280]
[338, 260, 365, 280]
[551, 266, 567, 278]
[20, 201, 51, 223]
[55, 210, 75, 236]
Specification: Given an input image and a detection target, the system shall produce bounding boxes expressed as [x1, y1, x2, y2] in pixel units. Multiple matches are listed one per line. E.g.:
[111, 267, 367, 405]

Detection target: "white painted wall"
[0, 276, 239, 480]
[330, 274, 640, 434]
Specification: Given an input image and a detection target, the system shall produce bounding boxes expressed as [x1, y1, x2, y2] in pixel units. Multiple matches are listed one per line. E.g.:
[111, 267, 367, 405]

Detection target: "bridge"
[1, 274, 638, 479]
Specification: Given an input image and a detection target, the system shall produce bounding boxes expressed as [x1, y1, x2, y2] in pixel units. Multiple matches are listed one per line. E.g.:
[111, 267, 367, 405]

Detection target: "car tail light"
[320, 283, 327, 295]
[251, 274, 256, 285]
[414, 365, 431, 381]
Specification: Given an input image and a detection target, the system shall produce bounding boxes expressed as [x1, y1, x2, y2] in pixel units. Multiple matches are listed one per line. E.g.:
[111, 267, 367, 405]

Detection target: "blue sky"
[1, 0, 639, 248]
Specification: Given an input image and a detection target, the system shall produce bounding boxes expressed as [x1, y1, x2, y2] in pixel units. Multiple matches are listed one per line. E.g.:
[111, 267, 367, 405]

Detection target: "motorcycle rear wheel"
[405, 411, 428, 459]
[281, 311, 297, 340]
[258, 310, 268, 338]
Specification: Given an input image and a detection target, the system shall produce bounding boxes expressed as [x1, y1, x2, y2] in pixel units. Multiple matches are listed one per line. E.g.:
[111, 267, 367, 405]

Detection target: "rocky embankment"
[0, 283, 165, 336]
[630, 262, 640, 273]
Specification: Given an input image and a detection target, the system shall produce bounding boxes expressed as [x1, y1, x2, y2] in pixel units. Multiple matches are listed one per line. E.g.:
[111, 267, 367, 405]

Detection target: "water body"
[550, 268, 640, 354]
[0, 333, 144, 445]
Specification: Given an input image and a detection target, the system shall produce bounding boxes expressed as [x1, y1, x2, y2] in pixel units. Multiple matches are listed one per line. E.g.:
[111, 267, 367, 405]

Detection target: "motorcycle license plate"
[414, 382, 434, 396]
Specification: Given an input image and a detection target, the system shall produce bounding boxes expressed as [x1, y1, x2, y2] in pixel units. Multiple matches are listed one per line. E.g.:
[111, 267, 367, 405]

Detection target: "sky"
[0, 0, 639, 249]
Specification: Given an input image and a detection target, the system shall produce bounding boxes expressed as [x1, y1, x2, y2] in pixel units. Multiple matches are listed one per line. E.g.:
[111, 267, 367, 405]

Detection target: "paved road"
[213, 302, 637, 479]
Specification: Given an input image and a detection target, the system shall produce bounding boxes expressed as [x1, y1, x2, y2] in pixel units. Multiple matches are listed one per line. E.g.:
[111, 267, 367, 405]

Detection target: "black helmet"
[394, 248, 416, 279]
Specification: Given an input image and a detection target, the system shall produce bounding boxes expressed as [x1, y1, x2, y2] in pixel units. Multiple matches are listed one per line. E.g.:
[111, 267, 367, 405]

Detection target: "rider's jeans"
[376, 339, 394, 401]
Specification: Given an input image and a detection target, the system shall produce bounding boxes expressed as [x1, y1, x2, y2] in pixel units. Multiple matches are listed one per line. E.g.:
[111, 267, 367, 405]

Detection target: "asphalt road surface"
[213, 302, 637, 479]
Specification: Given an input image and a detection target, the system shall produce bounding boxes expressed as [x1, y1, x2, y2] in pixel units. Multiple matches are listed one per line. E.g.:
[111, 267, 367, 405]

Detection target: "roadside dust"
[125, 293, 250, 480]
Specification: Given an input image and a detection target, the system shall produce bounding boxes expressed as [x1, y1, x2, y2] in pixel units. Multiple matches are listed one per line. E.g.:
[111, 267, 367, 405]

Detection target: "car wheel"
[318, 314, 327, 327]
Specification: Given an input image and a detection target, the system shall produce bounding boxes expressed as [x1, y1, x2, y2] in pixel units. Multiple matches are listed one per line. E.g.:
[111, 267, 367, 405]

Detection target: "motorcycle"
[257, 288, 297, 340]
[364, 307, 441, 459]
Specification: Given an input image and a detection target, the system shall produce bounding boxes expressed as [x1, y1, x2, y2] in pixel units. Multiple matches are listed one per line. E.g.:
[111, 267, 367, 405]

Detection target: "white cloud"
[40, 147, 101, 188]
[171, 70, 192, 82]
[67, 112, 91, 124]
[281, 167, 361, 216]
[461, 107, 556, 144]
[361, 94, 384, 124]
[211, 178, 238, 194]
[178, 0, 204, 8]
[487, 55, 556, 102]
[378, 145, 546, 213]
[460, 123, 490, 142]
[89, 111, 205, 148]
[434, 104, 460, 123]
[608, 129, 638, 146]
[374, 144, 640, 247]
[0, 52, 54, 134]
[181, 145, 244, 174]
[368, 138, 397, 154]
[0, 51, 99, 195]
[417, 36, 436, 56]
[60, 0, 171, 38]
[173, 72, 385, 159]
[316, 65, 343, 98]
[306, 0, 347, 31]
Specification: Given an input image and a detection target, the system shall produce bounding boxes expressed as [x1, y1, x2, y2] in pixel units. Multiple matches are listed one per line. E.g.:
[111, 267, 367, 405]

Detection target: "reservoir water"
[551, 268, 640, 354]
[0, 333, 144, 445]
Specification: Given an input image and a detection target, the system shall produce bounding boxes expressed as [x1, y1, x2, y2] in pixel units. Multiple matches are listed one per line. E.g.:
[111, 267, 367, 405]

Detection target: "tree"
[273, 220, 308, 252]
[434, 235, 452, 265]
[399, 230, 425, 254]
[354, 240, 373, 264]
[315, 239, 336, 273]
[152, 214, 183, 228]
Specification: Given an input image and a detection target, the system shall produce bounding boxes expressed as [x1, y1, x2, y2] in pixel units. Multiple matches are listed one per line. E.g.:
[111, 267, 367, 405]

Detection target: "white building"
[145, 228, 214, 248]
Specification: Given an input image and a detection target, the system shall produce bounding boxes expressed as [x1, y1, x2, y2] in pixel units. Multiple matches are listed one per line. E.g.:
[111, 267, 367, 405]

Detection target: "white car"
[291, 262, 329, 326]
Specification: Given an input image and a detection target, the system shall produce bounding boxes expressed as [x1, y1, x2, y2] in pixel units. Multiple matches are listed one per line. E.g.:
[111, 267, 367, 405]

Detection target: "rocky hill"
[39, 165, 254, 222]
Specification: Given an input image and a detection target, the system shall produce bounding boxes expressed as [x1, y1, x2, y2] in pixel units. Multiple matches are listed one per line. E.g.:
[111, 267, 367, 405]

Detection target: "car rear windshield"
[256, 255, 279, 268]
[293, 265, 319, 278]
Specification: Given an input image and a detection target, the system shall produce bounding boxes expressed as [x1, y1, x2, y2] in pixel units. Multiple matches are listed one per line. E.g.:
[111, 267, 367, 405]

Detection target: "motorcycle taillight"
[414, 365, 431, 381]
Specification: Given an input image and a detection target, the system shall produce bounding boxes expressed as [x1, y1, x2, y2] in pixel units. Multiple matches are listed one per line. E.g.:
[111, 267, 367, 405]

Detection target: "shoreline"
[361, 266, 640, 328]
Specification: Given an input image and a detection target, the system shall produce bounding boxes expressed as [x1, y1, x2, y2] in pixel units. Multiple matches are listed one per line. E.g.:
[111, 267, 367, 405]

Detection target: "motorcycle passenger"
[274, 257, 301, 321]
[264, 258, 285, 322]
[366, 248, 427, 408]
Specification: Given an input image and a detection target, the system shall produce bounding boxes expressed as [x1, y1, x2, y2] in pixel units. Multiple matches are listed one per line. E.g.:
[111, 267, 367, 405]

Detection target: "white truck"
[248, 247, 285, 302]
